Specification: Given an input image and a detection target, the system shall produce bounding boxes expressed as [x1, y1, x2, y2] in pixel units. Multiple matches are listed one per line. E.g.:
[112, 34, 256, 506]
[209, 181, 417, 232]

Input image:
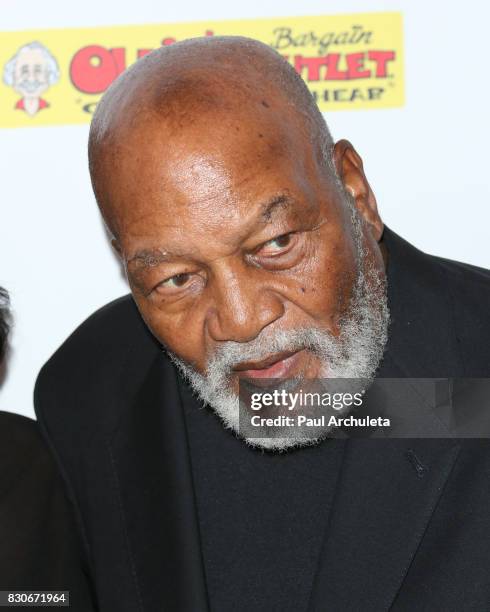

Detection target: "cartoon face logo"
[3, 41, 60, 116]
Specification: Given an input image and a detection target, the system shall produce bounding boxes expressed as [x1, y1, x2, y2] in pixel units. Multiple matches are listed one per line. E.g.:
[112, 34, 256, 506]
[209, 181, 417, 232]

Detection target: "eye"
[152, 272, 196, 296]
[161, 272, 191, 288]
[257, 232, 295, 256]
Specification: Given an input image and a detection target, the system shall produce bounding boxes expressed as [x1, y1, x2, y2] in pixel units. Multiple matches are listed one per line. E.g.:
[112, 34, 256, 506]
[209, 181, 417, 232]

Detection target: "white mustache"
[206, 327, 337, 379]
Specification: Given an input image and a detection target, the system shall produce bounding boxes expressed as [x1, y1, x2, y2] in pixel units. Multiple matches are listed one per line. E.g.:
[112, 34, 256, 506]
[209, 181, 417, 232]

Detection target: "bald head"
[88, 36, 335, 235]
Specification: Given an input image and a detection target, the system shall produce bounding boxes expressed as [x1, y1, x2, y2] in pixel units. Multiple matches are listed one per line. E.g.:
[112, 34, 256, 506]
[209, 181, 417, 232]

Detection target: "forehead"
[98, 105, 327, 244]
[126, 193, 310, 270]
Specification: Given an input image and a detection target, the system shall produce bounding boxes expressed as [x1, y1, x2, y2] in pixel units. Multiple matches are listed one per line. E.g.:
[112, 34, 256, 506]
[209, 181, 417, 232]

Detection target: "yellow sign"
[0, 13, 404, 128]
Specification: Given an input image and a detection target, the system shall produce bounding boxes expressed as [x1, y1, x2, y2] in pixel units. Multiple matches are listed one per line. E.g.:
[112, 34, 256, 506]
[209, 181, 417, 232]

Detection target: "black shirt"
[181, 382, 346, 612]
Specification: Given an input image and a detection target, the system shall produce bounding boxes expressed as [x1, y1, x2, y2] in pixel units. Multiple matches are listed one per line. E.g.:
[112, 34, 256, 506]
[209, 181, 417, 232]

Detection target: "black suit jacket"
[34, 228, 490, 611]
[0, 411, 96, 610]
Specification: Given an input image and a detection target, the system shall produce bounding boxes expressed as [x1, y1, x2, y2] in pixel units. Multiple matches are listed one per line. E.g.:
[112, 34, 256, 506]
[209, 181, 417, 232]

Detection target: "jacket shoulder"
[431, 254, 490, 374]
[383, 227, 490, 376]
[34, 295, 161, 434]
[430, 253, 490, 286]
[40, 294, 149, 368]
[428, 253, 490, 328]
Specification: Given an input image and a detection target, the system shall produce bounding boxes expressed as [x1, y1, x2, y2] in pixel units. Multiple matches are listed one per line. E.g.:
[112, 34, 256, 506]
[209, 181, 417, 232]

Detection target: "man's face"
[13, 48, 50, 98]
[98, 104, 388, 447]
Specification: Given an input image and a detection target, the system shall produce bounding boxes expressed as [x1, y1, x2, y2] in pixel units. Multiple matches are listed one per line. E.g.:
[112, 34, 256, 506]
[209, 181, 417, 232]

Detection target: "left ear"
[332, 139, 384, 242]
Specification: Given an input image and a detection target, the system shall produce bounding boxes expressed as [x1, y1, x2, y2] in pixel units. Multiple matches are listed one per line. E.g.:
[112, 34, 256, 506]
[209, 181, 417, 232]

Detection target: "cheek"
[135, 298, 209, 369]
[288, 230, 358, 329]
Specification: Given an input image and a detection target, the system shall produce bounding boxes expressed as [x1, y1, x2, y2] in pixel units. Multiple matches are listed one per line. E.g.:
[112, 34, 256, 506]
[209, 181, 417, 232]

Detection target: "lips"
[233, 349, 306, 379]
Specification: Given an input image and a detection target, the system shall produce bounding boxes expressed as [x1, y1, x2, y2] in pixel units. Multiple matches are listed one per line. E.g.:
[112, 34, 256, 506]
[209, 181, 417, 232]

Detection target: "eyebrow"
[259, 194, 292, 222]
[127, 248, 179, 268]
[127, 192, 294, 270]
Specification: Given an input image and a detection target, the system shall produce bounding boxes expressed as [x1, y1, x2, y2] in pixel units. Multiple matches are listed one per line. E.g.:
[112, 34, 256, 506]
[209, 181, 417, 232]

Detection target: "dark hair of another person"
[0, 287, 10, 363]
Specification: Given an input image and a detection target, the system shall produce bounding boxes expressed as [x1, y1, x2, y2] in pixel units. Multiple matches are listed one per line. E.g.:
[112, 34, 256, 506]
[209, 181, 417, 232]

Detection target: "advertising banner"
[0, 12, 404, 128]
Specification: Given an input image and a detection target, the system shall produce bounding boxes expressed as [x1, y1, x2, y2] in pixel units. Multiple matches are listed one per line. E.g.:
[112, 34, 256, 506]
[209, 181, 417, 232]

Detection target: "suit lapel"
[308, 355, 462, 611]
[108, 354, 209, 612]
[307, 437, 461, 611]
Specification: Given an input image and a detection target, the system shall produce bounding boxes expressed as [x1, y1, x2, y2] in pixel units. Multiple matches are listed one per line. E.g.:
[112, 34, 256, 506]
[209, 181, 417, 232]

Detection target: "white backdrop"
[1, 0, 489, 418]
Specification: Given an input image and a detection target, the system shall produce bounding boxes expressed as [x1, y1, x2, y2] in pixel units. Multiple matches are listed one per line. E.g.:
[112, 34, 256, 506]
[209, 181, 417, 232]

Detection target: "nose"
[205, 263, 284, 343]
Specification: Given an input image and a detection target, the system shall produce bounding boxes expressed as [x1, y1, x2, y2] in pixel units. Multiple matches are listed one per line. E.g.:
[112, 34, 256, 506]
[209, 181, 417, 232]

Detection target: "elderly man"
[35, 37, 490, 611]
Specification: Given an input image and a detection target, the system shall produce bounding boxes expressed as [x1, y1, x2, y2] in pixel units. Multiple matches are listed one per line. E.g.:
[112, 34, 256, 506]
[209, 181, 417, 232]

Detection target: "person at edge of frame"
[0, 287, 96, 611]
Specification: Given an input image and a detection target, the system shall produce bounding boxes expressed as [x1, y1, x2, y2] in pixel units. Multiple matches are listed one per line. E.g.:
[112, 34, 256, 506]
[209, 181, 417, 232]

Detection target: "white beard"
[168, 200, 390, 451]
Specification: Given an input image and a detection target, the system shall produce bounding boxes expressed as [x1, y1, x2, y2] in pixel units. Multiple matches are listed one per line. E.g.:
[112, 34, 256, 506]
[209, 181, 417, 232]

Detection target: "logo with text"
[0, 12, 403, 128]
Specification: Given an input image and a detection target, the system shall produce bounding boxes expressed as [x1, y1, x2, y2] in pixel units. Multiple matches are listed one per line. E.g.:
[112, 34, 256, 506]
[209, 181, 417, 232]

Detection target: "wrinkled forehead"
[92, 99, 326, 239]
